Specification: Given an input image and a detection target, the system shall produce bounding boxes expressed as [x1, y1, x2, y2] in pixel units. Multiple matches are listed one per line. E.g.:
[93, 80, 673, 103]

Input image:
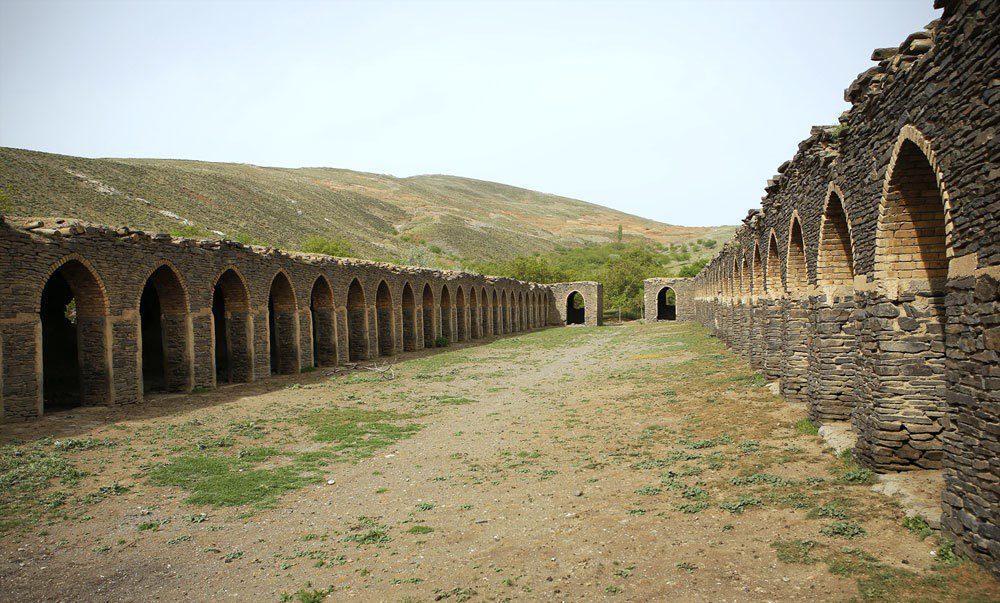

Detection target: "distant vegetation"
[301, 235, 354, 258]
[472, 238, 718, 319]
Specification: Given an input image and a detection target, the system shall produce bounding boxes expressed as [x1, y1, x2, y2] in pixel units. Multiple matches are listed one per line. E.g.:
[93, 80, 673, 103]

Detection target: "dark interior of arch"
[139, 266, 189, 394]
[212, 270, 251, 384]
[40, 261, 109, 412]
[402, 284, 417, 351]
[347, 280, 368, 362]
[310, 278, 336, 367]
[566, 292, 585, 325]
[376, 282, 394, 356]
[268, 273, 298, 374]
[657, 287, 676, 320]
[440, 287, 453, 342]
[492, 292, 500, 334]
[422, 285, 434, 348]
[456, 288, 467, 341]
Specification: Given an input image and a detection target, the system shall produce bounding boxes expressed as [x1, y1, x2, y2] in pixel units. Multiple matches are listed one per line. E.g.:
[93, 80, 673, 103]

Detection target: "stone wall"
[643, 278, 694, 322]
[684, 0, 998, 574]
[548, 282, 604, 326]
[0, 218, 564, 423]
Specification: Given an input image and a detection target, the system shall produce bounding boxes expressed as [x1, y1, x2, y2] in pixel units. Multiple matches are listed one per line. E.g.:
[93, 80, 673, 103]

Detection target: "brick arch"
[740, 254, 750, 300]
[565, 290, 585, 325]
[375, 279, 395, 356]
[421, 283, 435, 347]
[874, 125, 954, 284]
[456, 285, 468, 341]
[310, 275, 337, 366]
[211, 267, 253, 384]
[491, 289, 501, 335]
[752, 242, 764, 298]
[765, 230, 784, 296]
[39, 255, 114, 413]
[346, 278, 369, 361]
[138, 262, 194, 394]
[440, 284, 453, 342]
[817, 186, 855, 286]
[268, 270, 300, 374]
[400, 281, 417, 352]
[786, 213, 809, 294]
[479, 286, 489, 336]
[468, 286, 480, 339]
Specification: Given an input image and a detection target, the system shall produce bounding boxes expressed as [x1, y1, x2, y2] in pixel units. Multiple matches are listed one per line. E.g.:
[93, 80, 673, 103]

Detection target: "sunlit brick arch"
[765, 230, 784, 296]
[785, 213, 809, 295]
[421, 283, 435, 347]
[752, 242, 764, 299]
[817, 185, 855, 287]
[375, 280, 395, 356]
[874, 125, 955, 285]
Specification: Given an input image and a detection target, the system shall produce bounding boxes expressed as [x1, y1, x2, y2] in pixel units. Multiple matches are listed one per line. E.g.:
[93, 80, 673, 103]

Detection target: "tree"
[616, 224, 623, 243]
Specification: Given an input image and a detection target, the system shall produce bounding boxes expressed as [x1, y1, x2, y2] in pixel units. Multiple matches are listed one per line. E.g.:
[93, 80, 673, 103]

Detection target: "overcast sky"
[0, 0, 939, 227]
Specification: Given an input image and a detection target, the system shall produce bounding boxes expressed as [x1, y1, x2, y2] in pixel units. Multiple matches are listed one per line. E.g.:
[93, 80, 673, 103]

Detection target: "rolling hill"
[0, 147, 733, 268]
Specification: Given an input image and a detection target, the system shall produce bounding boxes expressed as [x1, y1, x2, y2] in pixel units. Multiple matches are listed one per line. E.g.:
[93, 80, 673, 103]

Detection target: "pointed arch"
[566, 291, 585, 325]
[401, 282, 417, 351]
[874, 127, 952, 284]
[765, 230, 784, 296]
[657, 286, 676, 320]
[752, 242, 764, 298]
[310, 275, 337, 366]
[456, 286, 467, 341]
[268, 271, 299, 374]
[492, 290, 501, 334]
[817, 188, 855, 286]
[138, 262, 193, 393]
[469, 287, 480, 339]
[212, 267, 252, 384]
[375, 280, 395, 356]
[481, 286, 490, 336]
[346, 278, 369, 361]
[440, 284, 453, 342]
[786, 214, 809, 294]
[421, 283, 435, 347]
[39, 256, 112, 412]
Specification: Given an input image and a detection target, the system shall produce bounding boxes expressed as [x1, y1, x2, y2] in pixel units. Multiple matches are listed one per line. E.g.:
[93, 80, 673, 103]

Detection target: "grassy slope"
[0, 147, 733, 266]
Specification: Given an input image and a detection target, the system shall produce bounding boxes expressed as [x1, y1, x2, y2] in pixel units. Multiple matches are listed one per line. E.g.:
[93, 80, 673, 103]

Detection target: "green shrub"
[301, 235, 353, 257]
[433, 336, 449, 348]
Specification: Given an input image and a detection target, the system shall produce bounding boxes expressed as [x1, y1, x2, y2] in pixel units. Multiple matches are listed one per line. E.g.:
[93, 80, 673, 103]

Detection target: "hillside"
[0, 147, 733, 268]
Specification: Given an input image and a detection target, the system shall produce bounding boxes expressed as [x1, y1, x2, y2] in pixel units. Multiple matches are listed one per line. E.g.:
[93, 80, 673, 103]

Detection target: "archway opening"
[440, 286, 453, 342]
[818, 193, 854, 285]
[347, 279, 368, 361]
[469, 288, 479, 339]
[456, 287, 467, 341]
[492, 291, 500, 334]
[766, 233, 783, 295]
[212, 269, 251, 384]
[566, 291, 585, 325]
[310, 276, 336, 367]
[752, 244, 764, 297]
[139, 265, 189, 393]
[421, 284, 435, 347]
[787, 218, 808, 294]
[376, 281, 395, 356]
[875, 140, 949, 283]
[40, 260, 110, 412]
[500, 291, 509, 333]
[268, 272, 298, 374]
[402, 283, 417, 351]
[657, 287, 676, 320]
[480, 288, 489, 336]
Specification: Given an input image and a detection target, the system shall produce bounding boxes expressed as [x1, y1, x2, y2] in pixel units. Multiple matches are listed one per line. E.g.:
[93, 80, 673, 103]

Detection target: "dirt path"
[1, 323, 996, 602]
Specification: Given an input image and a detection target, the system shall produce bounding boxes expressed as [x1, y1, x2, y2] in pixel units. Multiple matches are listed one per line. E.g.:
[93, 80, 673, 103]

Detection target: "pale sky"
[0, 0, 939, 227]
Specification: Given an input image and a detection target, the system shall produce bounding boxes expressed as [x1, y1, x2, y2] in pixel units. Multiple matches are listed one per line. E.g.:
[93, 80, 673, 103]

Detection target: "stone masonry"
[685, 0, 998, 575]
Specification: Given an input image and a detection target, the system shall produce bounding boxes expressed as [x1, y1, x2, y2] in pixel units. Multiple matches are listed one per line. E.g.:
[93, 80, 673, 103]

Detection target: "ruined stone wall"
[642, 278, 694, 322]
[685, 0, 998, 574]
[548, 282, 604, 326]
[0, 218, 559, 423]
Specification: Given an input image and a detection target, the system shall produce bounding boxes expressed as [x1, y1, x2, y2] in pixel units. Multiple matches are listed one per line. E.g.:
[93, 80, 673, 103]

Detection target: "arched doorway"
[440, 285, 453, 342]
[566, 291, 585, 325]
[481, 287, 490, 336]
[139, 264, 192, 393]
[456, 286, 467, 341]
[268, 272, 299, 374]
[500, 291, 509, 334]
[310, 276, 336, 367]
[375, 280, 395, 356]
[421, 284, 435, 347]
[492, 290, 500, 335]
[469, 288, 480, 338]
[347, 279, 369, 361]
[39, 259, 111, 412]
[402, 283, 417, 351]
[657, 287, 676, 320]
[212, 269, 252, 384]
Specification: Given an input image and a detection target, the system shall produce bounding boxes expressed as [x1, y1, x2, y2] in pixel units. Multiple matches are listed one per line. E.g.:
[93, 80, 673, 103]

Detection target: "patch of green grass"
[343, 516, 391, 547]
[719, 496, 762, 514]
[730, 473, 795, 487]
[773, 539, 821, 564]
[675, 502, 708, 514]
[795, 418, 819, 435]
[407, 525, 435, 534]
[0, 442, 86, 532]
[841, 469, 875, 484]
[675, 561, 698, 573]
[299, 407, 421, 459]
[435, 396, 477, 406]
[820, 521, 867, 539]
[148, 454, 318, 507]
[634, 485, 662, 496]
[807, 501, 850, 520]
[902, 515, 933, 540]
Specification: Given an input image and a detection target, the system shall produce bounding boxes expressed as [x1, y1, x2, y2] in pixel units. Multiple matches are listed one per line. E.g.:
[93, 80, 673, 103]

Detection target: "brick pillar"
[780, 296, 810, 403]
[853, 287, 946, 471]
[762, 298, 784, 381]
[806, 288, 856, 424]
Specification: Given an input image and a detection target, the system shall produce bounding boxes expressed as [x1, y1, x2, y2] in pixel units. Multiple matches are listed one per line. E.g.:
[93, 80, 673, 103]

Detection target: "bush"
[301, 235, 353, 257]
[433, 336, 449, 348]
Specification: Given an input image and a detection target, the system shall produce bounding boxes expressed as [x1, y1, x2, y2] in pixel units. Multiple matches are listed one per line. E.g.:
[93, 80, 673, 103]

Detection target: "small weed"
[407, 525, 434, 534]
[842, 469, 874, 484]
[773, 539, 820, 564]
[795, 418, 819, 435]
[604, 585, 623, 595]
[675, 561, 697, 573]
[634, 485, 662, 496]
[719, 497, 761, 514]
[902, 515, 933, 540]
[820, 521, 866, 539]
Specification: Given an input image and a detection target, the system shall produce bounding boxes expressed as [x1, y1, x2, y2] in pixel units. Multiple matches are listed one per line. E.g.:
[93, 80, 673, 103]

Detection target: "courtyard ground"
[1, 322, 997, 602]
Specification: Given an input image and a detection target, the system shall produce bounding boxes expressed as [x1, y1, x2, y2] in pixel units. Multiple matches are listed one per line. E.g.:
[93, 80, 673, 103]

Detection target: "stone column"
[780, 296, 810, 403]
[806, 287, 856, 424]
